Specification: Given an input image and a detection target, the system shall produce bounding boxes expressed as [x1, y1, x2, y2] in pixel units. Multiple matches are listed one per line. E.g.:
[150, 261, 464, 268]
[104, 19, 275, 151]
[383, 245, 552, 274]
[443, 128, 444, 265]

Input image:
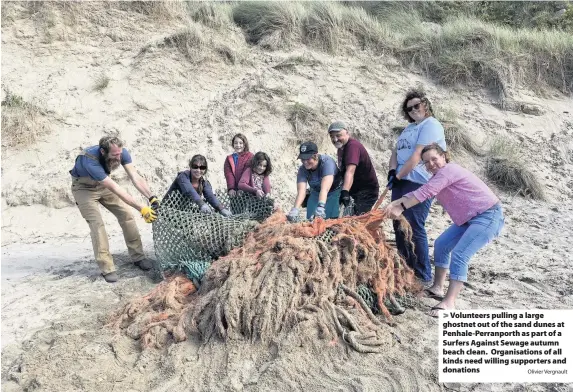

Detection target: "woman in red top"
[224, 133, 254, 196]
[238, 152, 272, 198]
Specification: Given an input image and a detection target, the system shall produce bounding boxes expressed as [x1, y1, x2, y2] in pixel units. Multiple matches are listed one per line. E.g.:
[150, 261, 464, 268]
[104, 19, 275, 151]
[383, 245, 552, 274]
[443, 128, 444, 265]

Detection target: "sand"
[2, 3, 572, 392]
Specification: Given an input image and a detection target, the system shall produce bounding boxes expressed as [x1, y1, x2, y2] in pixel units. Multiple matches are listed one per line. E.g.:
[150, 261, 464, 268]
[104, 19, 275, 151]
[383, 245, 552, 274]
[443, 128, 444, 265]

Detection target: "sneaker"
[102, 271, 119, 283]
[134, 259, 153, 271]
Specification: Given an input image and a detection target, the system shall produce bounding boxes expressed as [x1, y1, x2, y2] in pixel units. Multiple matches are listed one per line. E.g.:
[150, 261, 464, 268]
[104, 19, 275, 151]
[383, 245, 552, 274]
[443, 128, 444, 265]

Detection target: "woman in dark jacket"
[165, 154, 232, 217]
[224, 133, 254, 196]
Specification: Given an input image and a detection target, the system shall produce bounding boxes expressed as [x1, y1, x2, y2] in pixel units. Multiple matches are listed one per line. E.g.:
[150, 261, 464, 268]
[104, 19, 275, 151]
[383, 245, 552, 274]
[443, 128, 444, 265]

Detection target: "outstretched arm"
[384, 195, 421, 219]
[99, 176, 145, 211]
[123, 163, 153, 199]
[318, 175, 334, 205]
[293, 182, 307, 209]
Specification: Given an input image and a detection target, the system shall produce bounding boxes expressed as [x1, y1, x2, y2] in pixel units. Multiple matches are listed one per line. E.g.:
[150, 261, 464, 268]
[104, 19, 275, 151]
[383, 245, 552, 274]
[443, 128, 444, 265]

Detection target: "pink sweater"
[407, 163, 499, 226]
[238, 167, 271, 195]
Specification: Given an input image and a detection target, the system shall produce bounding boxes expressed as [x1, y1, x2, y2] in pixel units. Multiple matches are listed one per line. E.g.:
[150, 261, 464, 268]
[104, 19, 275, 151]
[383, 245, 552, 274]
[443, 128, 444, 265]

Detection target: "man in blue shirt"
[287, 141, 342, 221]
[70, 136, 159, 283]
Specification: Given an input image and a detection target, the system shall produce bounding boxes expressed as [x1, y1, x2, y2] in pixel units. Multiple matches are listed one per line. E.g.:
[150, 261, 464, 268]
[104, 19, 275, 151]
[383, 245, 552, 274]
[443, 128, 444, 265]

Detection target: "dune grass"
[397, 17, 573, 96]
[485, 137, 545, 200]
[186, 2, 233, 30]
[1, 90, 50, 148]
[287, 102, 326, 145]
[232, 2, 304, 49]
[92, 74, 110, 92]
[434, 108, 483, 155]
[225, 2, 573, 94]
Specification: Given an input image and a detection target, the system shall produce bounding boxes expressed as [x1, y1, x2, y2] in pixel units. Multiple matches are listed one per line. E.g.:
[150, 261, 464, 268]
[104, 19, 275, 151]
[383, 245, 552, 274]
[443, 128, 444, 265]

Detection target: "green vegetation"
[287, 102, 326, 145]
[485, 137, 545, 200]
[1, 90, 50, 148]
[434, 108, 482, 155]
[220, 1, 573, 94]
[92, 74, 110, 92]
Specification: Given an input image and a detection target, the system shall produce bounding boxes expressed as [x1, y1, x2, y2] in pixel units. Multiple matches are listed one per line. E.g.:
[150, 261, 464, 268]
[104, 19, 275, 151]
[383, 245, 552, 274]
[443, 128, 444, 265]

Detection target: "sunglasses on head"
[191, 165, 207, 170]
[406, 102, 423, 112]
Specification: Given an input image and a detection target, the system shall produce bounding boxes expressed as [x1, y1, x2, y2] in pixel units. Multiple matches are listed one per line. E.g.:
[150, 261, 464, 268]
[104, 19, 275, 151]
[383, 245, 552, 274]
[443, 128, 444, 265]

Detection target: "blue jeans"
[306, 188, 341, 219]
[392, 180, 432, 282]
[434, 203, 504, 282]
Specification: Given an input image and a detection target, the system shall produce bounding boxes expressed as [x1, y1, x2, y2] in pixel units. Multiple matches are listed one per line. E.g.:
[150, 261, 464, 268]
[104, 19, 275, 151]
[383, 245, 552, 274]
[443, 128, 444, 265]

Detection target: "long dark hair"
[189, 154, 208, 174]
[401, 89, 434, 123]
[251, 151, 272, 176]
[231, 133, 250, 153]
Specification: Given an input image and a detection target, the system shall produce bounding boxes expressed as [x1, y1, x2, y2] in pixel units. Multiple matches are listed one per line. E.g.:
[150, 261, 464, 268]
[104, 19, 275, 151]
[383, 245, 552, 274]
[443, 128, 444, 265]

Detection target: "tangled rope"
[113, 210, 421, 352]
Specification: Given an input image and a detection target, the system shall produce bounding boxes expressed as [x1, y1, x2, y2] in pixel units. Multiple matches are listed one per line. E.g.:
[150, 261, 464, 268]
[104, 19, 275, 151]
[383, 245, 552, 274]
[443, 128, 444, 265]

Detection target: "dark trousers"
[391, 180, 432, 282]
[352, 188, 379, 215]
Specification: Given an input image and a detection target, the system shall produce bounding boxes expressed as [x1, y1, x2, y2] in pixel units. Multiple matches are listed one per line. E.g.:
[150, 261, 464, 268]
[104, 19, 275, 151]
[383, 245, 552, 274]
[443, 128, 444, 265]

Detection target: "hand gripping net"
[152, 190, 274, 285]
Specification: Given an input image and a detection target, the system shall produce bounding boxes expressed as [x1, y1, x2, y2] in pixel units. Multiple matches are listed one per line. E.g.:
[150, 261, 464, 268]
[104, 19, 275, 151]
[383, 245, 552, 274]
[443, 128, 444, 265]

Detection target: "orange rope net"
[112, 210, 420, 352]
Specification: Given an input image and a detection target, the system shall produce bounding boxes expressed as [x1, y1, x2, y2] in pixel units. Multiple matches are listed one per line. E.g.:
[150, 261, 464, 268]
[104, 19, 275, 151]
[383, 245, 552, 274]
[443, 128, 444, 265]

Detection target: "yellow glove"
[141, 206, 157, 223]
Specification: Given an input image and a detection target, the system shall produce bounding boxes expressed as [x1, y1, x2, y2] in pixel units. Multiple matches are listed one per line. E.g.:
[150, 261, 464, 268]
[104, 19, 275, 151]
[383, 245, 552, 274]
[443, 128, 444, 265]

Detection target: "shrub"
[92, 74, 110, 92]
[485, 137, 545, 200]
[434, 108, 482, 155]
[161, 25, 206, 62]
[232, 2, 304, 49]
[1, 91, 50, 148]
[187, 2, 232, 29]
[287, 102, 325, 145]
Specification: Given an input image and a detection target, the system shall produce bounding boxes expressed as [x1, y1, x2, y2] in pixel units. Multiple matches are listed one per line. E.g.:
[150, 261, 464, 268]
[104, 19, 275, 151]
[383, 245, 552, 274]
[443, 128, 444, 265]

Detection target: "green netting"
[152, 191, 408, 315]
[152, 190, 274, 285]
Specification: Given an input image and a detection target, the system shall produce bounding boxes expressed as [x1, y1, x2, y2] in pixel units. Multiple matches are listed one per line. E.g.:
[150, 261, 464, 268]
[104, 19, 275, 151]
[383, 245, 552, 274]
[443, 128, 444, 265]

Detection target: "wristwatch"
[400, 202, 407, 211]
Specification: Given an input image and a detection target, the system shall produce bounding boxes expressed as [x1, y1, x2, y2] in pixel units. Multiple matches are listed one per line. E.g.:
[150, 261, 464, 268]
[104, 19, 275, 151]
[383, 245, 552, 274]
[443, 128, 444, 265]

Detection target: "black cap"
[298, 141, 318, 159]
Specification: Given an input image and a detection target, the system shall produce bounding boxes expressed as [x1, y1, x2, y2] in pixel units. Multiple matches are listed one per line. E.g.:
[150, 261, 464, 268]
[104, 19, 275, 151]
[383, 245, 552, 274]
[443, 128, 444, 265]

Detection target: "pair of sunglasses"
[191, 165, 207, 170]
[406, 102, 423, 112]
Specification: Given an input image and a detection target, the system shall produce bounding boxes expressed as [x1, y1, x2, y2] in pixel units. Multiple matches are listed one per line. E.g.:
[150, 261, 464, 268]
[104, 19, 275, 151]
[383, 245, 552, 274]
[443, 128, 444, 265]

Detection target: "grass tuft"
[1, 90, 51, 148]
[92, 74, 110, 92]
[485, 137, 545, 200]
[161, 25, 206, 62]
[232, 2, 304, 50]
[287, 102, 326, 145]
[273, 54, 322, 71]
[187, 2, 232, 29]
[434, 108, 483, 155]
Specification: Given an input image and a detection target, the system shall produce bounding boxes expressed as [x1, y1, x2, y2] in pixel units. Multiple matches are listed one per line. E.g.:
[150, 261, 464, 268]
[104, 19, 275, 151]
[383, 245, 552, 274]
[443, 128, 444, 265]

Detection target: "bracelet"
[400, 202, 407, 211]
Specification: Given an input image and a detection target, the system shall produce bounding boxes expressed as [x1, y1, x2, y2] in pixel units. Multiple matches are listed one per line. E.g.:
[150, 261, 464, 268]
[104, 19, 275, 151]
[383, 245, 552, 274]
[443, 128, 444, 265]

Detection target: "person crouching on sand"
[165, 154, 232, 217]
[287, 141, 342, 221]
[384, 143, 505, 317]
[238, 151, 272, 198]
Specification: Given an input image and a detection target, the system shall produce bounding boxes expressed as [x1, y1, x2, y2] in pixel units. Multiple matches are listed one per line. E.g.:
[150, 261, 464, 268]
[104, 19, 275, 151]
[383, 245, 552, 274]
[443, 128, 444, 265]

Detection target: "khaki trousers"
[71, 176, 144, 274]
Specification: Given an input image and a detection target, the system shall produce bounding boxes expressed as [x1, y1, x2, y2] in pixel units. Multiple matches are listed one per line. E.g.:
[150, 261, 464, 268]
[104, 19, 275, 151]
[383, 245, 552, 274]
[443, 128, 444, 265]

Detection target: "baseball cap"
[328, 121, 348, 133]
[298, 141, 319, 159]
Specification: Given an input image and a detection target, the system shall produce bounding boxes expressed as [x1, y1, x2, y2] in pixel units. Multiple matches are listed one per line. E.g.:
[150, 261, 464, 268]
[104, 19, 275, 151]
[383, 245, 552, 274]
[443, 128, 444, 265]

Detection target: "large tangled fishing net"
[114, 193, 422, 352]
[151, 190, 274, 285]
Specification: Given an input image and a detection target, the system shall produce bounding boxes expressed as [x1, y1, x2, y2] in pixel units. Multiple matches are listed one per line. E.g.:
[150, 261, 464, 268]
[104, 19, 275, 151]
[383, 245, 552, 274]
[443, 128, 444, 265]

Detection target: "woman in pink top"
[224, 134, 254, 196]
[384, 143, 505, 317]
[238, 152, 272, 198]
